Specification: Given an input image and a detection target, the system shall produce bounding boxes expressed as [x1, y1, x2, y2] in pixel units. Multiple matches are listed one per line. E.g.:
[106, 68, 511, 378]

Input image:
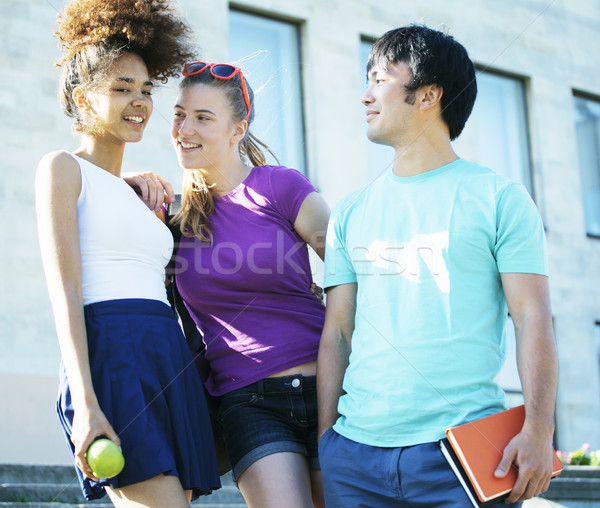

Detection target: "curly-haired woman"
[35, 1, 221, 505]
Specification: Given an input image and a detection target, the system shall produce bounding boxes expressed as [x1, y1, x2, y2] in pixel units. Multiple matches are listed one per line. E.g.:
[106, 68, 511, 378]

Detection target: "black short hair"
[368, 25, 477, 140]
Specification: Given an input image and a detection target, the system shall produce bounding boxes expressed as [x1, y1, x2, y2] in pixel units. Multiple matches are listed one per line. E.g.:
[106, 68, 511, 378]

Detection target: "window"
[229, 10, 306, 173]
[360, 39, 394, 182]
[596, 322, 600, 394]
[574, 95, 600, 237]
[453, 71, 533, 194]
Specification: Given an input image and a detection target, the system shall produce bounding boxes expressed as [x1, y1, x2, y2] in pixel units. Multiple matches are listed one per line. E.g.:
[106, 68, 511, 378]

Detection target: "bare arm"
[496, 273, 558, 503]
[317, 283, 357, 439]
[36, 152, 119, 479]
[294, 192, 331, 261]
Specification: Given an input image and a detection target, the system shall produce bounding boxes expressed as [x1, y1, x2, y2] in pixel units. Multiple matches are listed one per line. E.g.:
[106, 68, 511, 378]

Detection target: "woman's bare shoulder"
[36, 150, 81, 197]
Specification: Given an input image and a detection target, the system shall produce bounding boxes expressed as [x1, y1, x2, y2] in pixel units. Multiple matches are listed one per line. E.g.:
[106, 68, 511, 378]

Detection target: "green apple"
[85, 438, 125, 479]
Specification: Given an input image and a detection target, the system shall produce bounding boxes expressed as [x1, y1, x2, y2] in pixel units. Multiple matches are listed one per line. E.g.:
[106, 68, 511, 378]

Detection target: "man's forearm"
[317, 282, 356, 439]
[317, 328, 351, 438]
[516, 312, 558, 435]
[502, 273, 558, 433]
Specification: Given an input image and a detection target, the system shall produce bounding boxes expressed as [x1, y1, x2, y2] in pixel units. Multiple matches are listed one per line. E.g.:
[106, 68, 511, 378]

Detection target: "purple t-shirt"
[176, 165, 326, 396]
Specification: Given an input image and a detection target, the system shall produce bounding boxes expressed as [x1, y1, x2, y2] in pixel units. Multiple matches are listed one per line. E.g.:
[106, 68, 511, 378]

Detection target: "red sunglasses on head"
[182, 62, 251, 122]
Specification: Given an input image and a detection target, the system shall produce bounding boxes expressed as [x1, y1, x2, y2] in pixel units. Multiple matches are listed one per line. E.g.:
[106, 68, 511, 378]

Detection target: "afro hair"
[55, 0, 195, 82]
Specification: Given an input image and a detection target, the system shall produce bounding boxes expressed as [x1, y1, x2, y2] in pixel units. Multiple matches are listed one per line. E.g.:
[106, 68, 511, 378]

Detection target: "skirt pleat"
[57, 298, 221, 501]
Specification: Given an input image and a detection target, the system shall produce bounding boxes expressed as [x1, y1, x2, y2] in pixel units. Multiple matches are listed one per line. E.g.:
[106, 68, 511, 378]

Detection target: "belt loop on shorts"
[257, 379, 265, 397]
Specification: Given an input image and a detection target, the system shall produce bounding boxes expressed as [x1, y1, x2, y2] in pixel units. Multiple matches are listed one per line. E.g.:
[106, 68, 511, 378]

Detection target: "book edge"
[439, 440, 480, 508]
[444, 406, 563, 502]
[445, 430, 513, 502]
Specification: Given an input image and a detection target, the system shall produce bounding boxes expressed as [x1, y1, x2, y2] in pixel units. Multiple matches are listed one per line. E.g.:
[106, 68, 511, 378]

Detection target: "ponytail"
[240, 132, 279, 168]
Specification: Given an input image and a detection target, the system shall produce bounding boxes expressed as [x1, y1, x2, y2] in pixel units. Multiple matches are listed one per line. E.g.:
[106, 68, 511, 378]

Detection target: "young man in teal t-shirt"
[317, 25, 558, 507]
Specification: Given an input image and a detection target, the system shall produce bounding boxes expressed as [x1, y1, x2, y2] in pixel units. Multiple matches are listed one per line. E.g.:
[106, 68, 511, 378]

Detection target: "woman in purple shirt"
[169, 62, 330, 507]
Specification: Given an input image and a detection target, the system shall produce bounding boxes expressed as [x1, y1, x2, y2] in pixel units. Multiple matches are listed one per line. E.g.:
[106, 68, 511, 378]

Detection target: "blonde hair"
[172, 70, 279, 243]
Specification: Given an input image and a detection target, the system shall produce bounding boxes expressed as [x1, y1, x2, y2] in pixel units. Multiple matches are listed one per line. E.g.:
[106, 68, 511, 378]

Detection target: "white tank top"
[73, 153, 173, 305]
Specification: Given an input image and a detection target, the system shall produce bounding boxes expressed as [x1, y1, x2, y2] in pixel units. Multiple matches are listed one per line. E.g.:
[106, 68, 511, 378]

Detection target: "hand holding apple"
[85, 438, 125, 479]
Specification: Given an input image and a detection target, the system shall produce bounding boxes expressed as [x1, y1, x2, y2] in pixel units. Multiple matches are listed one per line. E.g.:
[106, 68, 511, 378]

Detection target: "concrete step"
[0, 501, 564, 508]
[0, 504, 246, 508]
[0, 484, 243, 504]
[545, 474, 600, 500]
[0, 484, 105, 504]
[0, 504, 113, 508]
[0, 464, 245, 506]
[0, 465, 77, 485]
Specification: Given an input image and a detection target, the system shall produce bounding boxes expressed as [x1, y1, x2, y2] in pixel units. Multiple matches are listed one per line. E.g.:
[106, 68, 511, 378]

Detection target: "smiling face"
[78, 52, 154, 144]
[171, 83, 242, 171]
[361, 61, 418, 147]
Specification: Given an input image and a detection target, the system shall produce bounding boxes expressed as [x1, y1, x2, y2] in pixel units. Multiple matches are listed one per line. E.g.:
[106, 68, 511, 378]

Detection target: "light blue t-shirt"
[324, 159, 547, 447]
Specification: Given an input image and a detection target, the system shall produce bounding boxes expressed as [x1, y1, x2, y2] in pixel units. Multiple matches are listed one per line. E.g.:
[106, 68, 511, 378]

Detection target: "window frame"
[454, 66, 535, 199]
[228, 7, 308, 175]
[573, 90, 600, 239]
[359, 36, 396, 182]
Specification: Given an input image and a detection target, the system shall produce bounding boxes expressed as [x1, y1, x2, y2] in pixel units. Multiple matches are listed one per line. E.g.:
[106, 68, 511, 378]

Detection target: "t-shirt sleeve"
[494, 182, 548, 275]
[268, 166, 317, 224]
[323, 202, 357, 290]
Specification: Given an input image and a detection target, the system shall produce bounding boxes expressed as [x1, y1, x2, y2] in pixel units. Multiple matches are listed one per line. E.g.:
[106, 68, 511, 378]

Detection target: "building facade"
[1, 0, 598, 464]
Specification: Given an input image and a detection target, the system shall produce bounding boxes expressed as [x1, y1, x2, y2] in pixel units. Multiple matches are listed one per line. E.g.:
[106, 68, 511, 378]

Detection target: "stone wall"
[1, 0, 598, 463]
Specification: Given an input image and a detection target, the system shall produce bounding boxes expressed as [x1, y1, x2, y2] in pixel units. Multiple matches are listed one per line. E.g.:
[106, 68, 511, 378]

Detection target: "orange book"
[440, 405, 563, 506]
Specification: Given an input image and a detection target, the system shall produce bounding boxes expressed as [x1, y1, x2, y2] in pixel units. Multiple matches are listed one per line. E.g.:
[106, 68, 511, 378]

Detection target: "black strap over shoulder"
[165, 196, 230, 475]
[165, 194, 183, 279]
[165, 196, 207, 365]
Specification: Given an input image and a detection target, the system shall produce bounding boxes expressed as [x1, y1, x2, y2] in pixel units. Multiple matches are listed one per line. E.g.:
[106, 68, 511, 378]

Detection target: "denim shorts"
[217, 375, 319, 482]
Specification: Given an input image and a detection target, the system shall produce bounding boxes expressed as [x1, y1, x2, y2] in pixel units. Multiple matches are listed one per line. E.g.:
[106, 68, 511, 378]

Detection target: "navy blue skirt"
[56, 299, 221, 501]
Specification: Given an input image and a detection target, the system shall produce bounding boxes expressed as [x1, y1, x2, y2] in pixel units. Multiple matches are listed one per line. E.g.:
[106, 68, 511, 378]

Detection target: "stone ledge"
[545, 466, 600, 501]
